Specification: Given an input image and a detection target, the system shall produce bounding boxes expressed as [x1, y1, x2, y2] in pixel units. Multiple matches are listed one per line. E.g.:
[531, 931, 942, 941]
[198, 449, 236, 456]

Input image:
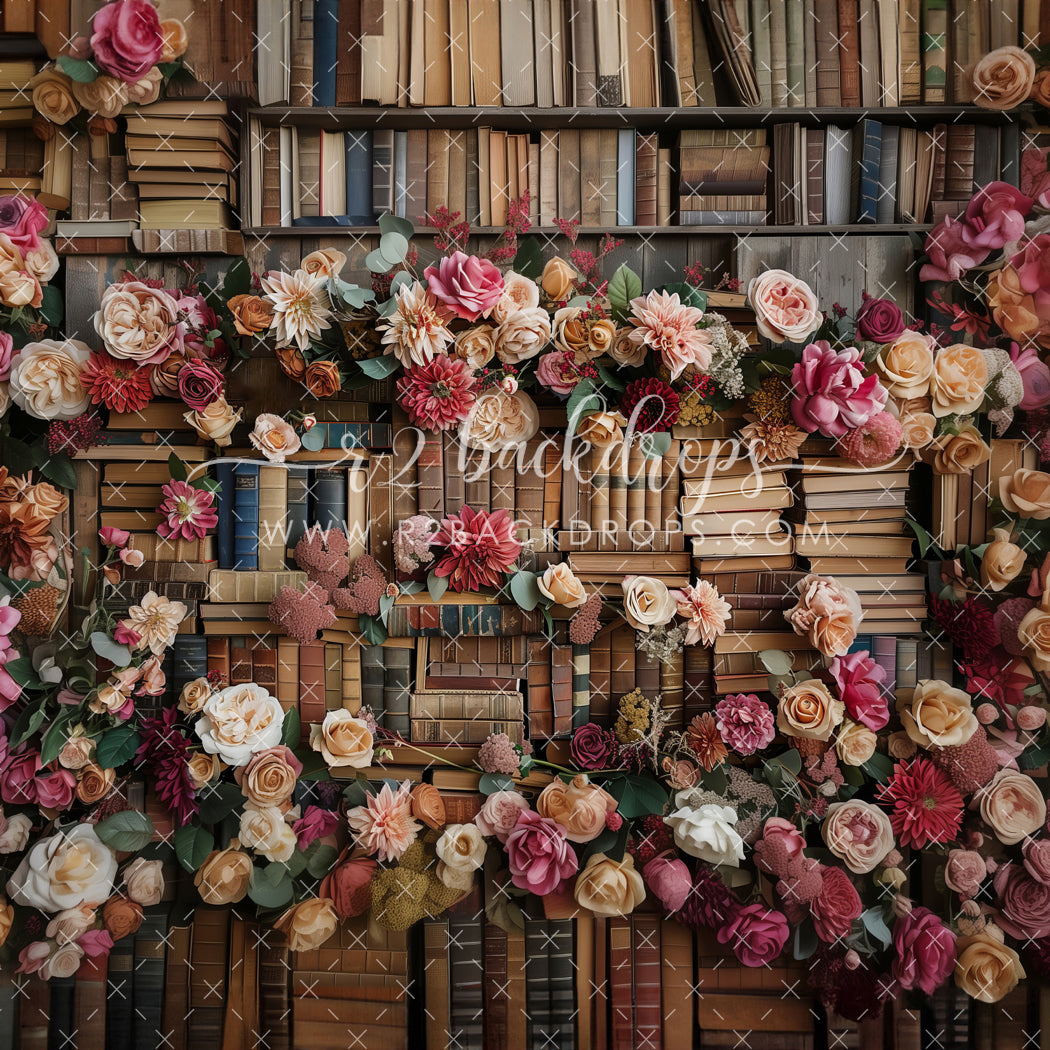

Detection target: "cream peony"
[9, 338, 92, 420]
[462, 388, 540, 451]
[7, 825, 118, 913]
[196, 683, 286, 766]
[93, 281, 182, 365]
[664, 798, 745, 866]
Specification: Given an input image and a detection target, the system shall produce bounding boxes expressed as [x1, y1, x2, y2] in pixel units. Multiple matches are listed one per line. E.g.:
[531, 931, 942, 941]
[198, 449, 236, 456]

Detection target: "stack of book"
[55, 130, 134, 253]
[678, 129, 770, 226]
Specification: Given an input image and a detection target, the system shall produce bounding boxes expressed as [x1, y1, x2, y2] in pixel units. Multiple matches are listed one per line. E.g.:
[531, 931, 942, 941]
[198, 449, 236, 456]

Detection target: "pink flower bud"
[1017, 705, 1047, 731]
[99, 526, 130, 548]
[119, 547, 145, 567]
[883, 849, 903, 869]
[976, 703, 999, 725]
[68, 35, 91, 59]
[500, 376, 518, 394]
[844, 949, 862, 971]
[606, 811, 623, 831]
[302, 414, 317, 430]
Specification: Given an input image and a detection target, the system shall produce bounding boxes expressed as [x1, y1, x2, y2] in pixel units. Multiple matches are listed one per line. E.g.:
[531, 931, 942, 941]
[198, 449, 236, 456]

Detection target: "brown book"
[527, 635, 553, 738]
[449, 0, 472, 104]
[252, 646, 278, 691]
[442, 431, 466, 513]
[188, 907, 228, 1046]
[551, 645, 573, 736]
[335, 0, 362, 102]
[299, 640, 327, 732]
[515, 437, 545, 528]
[609, 917, 634, 1050]
[835, 0, 862, 105]
[580, 128, 602, 225]
[558, 128, 581, 222]
[417, 431, 444, 515]
[490, 129, 508, 226]
[482, 922, 508, 1048]
[230, 645, 252, 685]
[468, 0, 502, 106]
[944, 124, 976, 200]
[633, 914, 663, 1050]
[427, 128, 450, 216]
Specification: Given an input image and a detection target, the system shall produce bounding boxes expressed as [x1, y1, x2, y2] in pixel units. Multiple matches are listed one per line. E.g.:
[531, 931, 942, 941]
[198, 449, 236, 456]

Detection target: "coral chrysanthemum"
[675, 580, 732, 646]
[347, 781, 421, 863]
[156, 480, 219, 540]
[739, 416, 808, 463]
[396, 354, 477, 430]
[260, 268, 331, 351]
[877, 757, 964, 849]
[80, 351, 154, 413]
[432, 507, 522, 591]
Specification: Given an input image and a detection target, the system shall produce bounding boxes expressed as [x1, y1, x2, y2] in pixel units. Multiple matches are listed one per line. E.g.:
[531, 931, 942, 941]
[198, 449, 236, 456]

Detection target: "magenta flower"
[920, 216, 991, 283]
[714, 693, 776, 756]
[961, 181, 1033, 252]
[98, 526, 130, 548]
[504, 809, 579, 895]
[156, 480, 219, 540]
[892, 906, 957, 994]
[432, 507, 522, 591]
[0, 597, 22, 711]
[424, 251, 505, 321]
[830, 650, 889, 731]
[790, 341, 888, 438]
[89, 0, 164, 83]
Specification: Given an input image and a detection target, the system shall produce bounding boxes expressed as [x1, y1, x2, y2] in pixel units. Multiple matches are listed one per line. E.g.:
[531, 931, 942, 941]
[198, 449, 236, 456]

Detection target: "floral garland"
[1, 200, 1050, 1020]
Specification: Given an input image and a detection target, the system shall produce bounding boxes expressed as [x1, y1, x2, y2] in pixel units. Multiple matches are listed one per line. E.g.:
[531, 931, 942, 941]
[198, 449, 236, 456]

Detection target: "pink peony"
[945, 849, 988, 898]
[920, 216, 991, 283]
[892, 906, 957, 994]
[78, 929, 114, 958]
[962, 182, 1034, 252]
[994, 862, 1050, 939]
[536, 350, 582, 395]
[424, 252, 504, 321]
[717, 904, 790, 967]
[0, 196, 48, 253]
[0, 748, 39, 805]
[839, 411, 902, 468]
[90, 0, 164, 83]
[855, 295, 905, 343]
[790, 341, 888, 438]
[504, 808, 579, 895]
[475, 790, 531, 842]
[810, 865, 863, 942]
[156, 480, 218, 540]
[432, 507, 522, 591]
[643, 856, 692, 913]
[1025, 840, 1050, 886]
[830, 650, 889, 731]
[714, 693, 776, 755]
[754, 817, 807, 877]
[626, 289, 713, 380]
[396, 354, 477, 431]
[0, 598, 23, 709]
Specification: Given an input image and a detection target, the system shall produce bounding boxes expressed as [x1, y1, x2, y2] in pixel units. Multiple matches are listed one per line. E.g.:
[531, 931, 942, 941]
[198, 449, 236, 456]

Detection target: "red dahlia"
[396, 354, 477, 431]
[619, 378, 680, 433]
[877, 756, 964, 849]
[80, 351, 154, 413]
[432, 506, 522, 591]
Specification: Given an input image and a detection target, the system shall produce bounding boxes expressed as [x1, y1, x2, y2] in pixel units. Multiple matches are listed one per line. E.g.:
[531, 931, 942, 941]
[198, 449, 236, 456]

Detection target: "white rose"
[238, 802, 297, 863]
[123, 858, 164, 906]
[621, 576, 677, 632]
[0, 813, 31, 853]
[494, 307, 552, 364]
[664, 800, 745, 867]
[6, 825, 117, 913]
[435, 823, 487, 891]
[195, 684, 285, 766]
[40, 942, 85, 981]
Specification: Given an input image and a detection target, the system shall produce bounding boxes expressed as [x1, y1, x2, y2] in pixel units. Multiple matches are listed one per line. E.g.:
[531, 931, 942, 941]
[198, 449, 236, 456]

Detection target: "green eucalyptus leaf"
[758, 649, 793, 675]
[357, 355, 401, 379]
[427, 572, 449, 603]
[378, 213, 415, 239]
[9, 702, 47, 747]
[639, 433, 671, 459]
[378, 231, 409, 265]
[509, 571, 541, 612]
[57, 55, 100, 82]
[305, 843, 338, 878]
[89, 632, 132, 667]
[301, 425, 326, 451]
[365, 248, 393, 274]
[478, 773, 514, 795]
[248, 865, 294, 909]
[358, 614, 388, 645]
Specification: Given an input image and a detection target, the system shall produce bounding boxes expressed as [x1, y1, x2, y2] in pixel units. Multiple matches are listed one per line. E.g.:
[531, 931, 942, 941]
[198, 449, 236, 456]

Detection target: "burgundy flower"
[855, 294, 906, 342]
[570, 723, 617, 771]
[177, 360, 224, 409]
[892, 906, 957, 994]
[619, 378, 680, 433]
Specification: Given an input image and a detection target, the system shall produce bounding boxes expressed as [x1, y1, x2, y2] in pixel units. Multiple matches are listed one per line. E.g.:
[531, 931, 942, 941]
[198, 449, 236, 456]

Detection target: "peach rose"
[184, 396, 242, 447]
[747, 269, 823, 343]
[0, 897, 11, 949]
[75, 762, 115, 804]
[123, 858, 163, 906]
[822, 800, 895, 874]
[537, 774, 618, 843]
[954, 927, 1026, 1002]
[71, 74, 128, 117]
[786, 573, 863, 657]
[159, 18, 189, 60]
[587, 318, 617, 358]
[249, 412, 302, 463]
[0, 270, 41, 309]
[274, 897, 339, 952]
[551, 307, 592, 358]
[972, 46, 1036, 110]
[574, 852, 646, 916]
[150, 351, 184, 396]
[622, 576, 677, 632]
[463, 388, 540, 451]
[900, 679, 978, 749]
[304, 360, 341, 398]
[102, 895, 143, 940]
[239, 746, 299, 806]
[777, 679, 844, 741]
[9, 338, 91, 419]
[227, 294, 274, 336]
[978, 769, 1047, 846]
[46, 904, 96, 946]
[178, 676, 211, 716]
[309, 710, 374, 768]
[931, 344, 988, 418]
[986, 266, 1040, 344]
[301, 248, 346, 279]
[981, 528, 1026, 591]
[576, 410, 625, 449]
[194, 847, 252, 905]
[453, 326, 496, 369]
[495, 307, 552, 364]
[411, 783, 445, 829]
[58, 736, 94, 771]
[875, 333, 936, 400]
[1000, 469, 1050, 520]
[187, 751, 222, 789]
[238, 802, 297, 863]
[435, 823, 487, 890]
[931, 427, 991, 474]
[610, 327, 647, 367]
[275, 344, 306, 380]
[537, 563, 587, 608]
[541, 257, 577, 302]
[24, 481, 68, 520]
[95, 281, 181, 365]
[492, 270, 540, 323]
[23, 240, 60, 284]
[835, 719, 878, 766]
[30, 69, 79, 124]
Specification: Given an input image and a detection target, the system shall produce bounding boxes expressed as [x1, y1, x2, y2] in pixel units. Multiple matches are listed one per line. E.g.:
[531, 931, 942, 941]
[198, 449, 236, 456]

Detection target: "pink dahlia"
[839, 411, 902, 468]
[830, 650, 889, 731]
[156, 480, 218, 540]
[396, 354, 477, 431]
[790, 341, 888, 438]
[81, 351, 155, 413]
[432, 507, 522, 591]
[714, 693, 776, 755]
[877, 757, 964, 849]
[346, 780, 421, 862]
[675, 580, 731, 646]
[423, 251, 504, 321]
[626, 290, 713, 380]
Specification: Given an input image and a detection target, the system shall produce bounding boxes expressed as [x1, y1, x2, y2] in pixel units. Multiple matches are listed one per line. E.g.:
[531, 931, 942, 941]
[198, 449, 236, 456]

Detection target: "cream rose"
[126, 67, 163, 106]
[194, 847, 253, 905]
[187, 751, 223, 789]
[537, 563, 587, 608]
[23, 240, 59, 284]
[58, 735, 94, 771]
[492, 270, 540, 323]
[835, 719, 878, 766]
[978, 769, 1047, 846]
[955, 927, 1026, 1002]
[609, 327, 647, 367]
[195, 683, 285, 766]
[301, 248, 347, 278]
[972, 46, 1036, 110]
[900, 679, 978, 749]
[982, 528, 1025, 591]
[574, 853, 646, 916]
[71, 74, 128, 117]
[576, 410, 625, 449]
[777, 679, 844, 741]
[46, 904, 96, 946]
[453, 325, 497, 369]
[1018, 604, 1050, 674]
[435, 823, 487, 890]
[94, 281, 182, 365]
[463, 388, 540, 451]
[495, 307, 552, 364]
[931, 344, 988, 417]
[7, 825, 117, 913]
[875, 333, 936, 400]
[747, 269, 823, 343]
[9, 338, 91, 420]
[30, 69, 79, 124]
[40, 943, 85, 981]
[178, 676, 211, 715]
[249, 412, 302, 463]
[899, 407, 936, 451]
[184, 396, 242, 448]
[1000, 469, 1050, 521]
[664, 798, 745, 866]
[822, 801, 895, 874]
[274, 898, 339, 952]
[238, 802, 297, 863]
[931, 427, 991, 474]
[0, 814, 31, 854]
[123, 858, 164, 906]
[310, 710, 374, 768]
[540, 257, 576, 301]
[0, 270, 41, 309]
[622, 575, 677, 632]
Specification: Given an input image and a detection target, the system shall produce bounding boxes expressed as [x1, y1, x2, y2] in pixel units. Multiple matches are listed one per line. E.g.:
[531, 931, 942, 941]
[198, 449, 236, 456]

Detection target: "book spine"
[214, 461, 235, 570]
[572, 643, 591, 729]
[525, 919, 553, 1048]
[383, 646, 412, 735]
[310, 467, 347, 530]
[232, 463, 260, 571]
[632, 913, 662, 1050]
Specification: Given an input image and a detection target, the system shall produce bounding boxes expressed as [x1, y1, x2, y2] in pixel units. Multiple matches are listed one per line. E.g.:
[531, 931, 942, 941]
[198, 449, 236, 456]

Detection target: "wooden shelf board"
[242, 224, 933, 237]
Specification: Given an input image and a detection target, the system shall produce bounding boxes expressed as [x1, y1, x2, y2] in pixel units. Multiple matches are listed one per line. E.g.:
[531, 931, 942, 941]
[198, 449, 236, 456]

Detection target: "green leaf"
[342, 778, 368, 808]
[389, 270, 413, 297]
[301, 425, 326, 451]
[40, 454, 77, 490]
[566, 378, 603, 428]
[95, 724, 140, 768]
[663, 282, 707, 312]
[174, 824, 215, 873]
[95, 810, 154, 853]
[365, 248, 394, 273]
[197, 781, 244, 824]
[1, 436, 43, 475]
[379, 231, 409, 265]
[378, 213, 415, 239]
[39, 709, 78, 766]
[793, 919, 818, 960]
[607, 774, 667, 819]
[478, 772, 514, 795]
[168, 453, 187, 482]
[90, 632, 132, 668]
[358, 614, 388, 645]
[639, 433, 671, 459]
[905, 518, 935, 558]
[595, 362, 625, 392]
[222, 257, 251, 299]
[509, 570, 541, 612]
[860, 907, 892, 948]
[9, 701, 47, 747]
[57, 55, 100, 82]
[861, 750, 895, 783]
[607, 264, 641, 322]
[3, 656, 39, 687]
[248, 864, 294, 909]
[357, 355, 401, 379]
[284, 850, 308, 878]
[512, 236, 544, 279]
[39, 285, 63, 327]
[281, 707, 301, 747]
[306, 843, 338, 879]
[758, 649, 793, 675]
[427, 572, 449, 603]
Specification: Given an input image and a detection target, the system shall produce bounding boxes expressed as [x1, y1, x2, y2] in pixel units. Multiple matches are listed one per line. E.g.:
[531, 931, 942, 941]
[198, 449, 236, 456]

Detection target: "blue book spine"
[855, 119, 881, 224]
[214, 460, 235, 570]
[616, 129, 635, 226]
[233, 463, 260, 570]
[173, 635, 208, 695]
[346, 130, 374, 224]
[310, 467, 346, 530]
[312, 0, 339, 107]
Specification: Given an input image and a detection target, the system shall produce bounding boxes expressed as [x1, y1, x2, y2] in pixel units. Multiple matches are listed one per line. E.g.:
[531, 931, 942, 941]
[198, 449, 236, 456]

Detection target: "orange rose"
[536, 774, 618, 843]
[275, 344, 307, 380]
[1018, 604, 1050, 674]
[987, 266, 1040, 343]
[410, 783, 446, 829]
[194, 847, 253, 905]
[184, 396, 242, 447]
[23, 481, 68, 520]
[1000, 469, 1050, 520]
[1033, 69, 1050, 108]
[540, 257, 577, 302]
[551, 307, 593, 359]
[304, 360, 342, 398]
[930, 427, 991, 474]
[301, 248, 347, 279]
[587, 318, 617, 357]
[972, 46, 1036, 110]
[228, 294, 274, 336]
[75, 763, 115, 804]
[0, 271, 42, 309]
[274, 897, 339, 952]
[159, 19, 189, 60]
[537, 563, 587, 608]
[239, 747, 299, 806]
[187, 751, 222, 789]
[30, 69, 79, 125]
[453, 326, 496, 369]
[777, 680, 844, 741]
[102, 895, 143, 940]
[576, 410, 625, 449]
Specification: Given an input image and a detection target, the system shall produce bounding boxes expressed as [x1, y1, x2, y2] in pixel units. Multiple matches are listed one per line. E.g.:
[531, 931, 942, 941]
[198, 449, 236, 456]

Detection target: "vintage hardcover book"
[298, 640, 327, 730]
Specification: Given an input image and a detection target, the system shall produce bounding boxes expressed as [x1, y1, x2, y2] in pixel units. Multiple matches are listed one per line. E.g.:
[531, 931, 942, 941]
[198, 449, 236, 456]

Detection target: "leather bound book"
[660, 920, 694, 1047]
[579, 129, 602, 225]
[609, 624, 636, 703]
[489, 129, 509, 227]
[589, 444, 611, 539]
[836, 0, 862, 105]
[324, 642, 342, 711]
[213, 460, 235, 570]
[483, 921, 509, 1050]
[73, 956, 107, 1047]
[367, 454, 393, 572]
[206, 637, 231, 684]
[230, 645, 252, 686]
[411, 691, 524, 721]
[468, 0, 502, 106]
[442, 792, 484, 823]
[106, 931, 135, 1050]
[133, 908, 168, 1048]
[17, 975, 50, 1050]
[232, 462, 260, 571]
[608, 440, 628, 536]
[548, 919, 576, 1049]
[335, 0, 361, 103]
[299, 640, 327, 731]
[283, 466, 310, 550]
[515, 438, 545, 528]
[558, 129, 581, 222]
[361, 645, 386, 717]
[258, 465, 288, 571]
[528, 635, 554, 738]
[310, 466, 347, 530]
[543, 437, 562, 529]
[607, 917, 634, 1050]
[490, 453, 515, 514]
[463, 446, 490, 512]
[424, 919, 451, 1048]
[276, 637, 300, 713]
[391, 410, 419, 523]
[417, 432, 444, 516]
[632, 914, 662, 1050]
[346, 461, 369, 561]
[47, 976, 76, 1050]
[944, 124, 976, 200]
[159, 922, 191, 1050]
[188, 908, 229, 1048]
[571, 645, 591, 729]
[589, 632, 612, 721]
[341, 643, 362, 713]
[383, 646, 412, 735]
[923, 0, 949, 101]
[551, 645, 573, 736]
[525, 918, 553, 1048]
[443, 432, 466, 512]
[411, 718, 524, 745]
[258, 939, 291, 1050]
[572, 0, 599, 104]
[448, 907, 484, 1050]
[660, 648, 685, 729]
[505, 923, 528, 1050]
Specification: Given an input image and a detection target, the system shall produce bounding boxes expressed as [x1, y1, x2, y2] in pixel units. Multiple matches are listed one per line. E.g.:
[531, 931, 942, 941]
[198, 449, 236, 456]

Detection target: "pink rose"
[98, 526, 130, 548]
[1025, 840, 1050, 885]
[476, 790, 530, 843]
[504, 809, 579, 895]
[994, 861, 1050, 939]
[791, 341, 888, 438]
[90, 0, 164, 83]
[424, 251, 505, 321]
[944, 849, 988, 898]
[810, 866, 862, 942]
[754, 816, 806, 876]
[892, 906, 957, 994]
[713, 693, 776, 755]
[113, 624, 141, 647]
[0, 749, 39, 804]
[0, 196, 48, 253]
[536, 351, 580, 395]
[830, 650, 889, 731]
[920, 216, 991, 283]
[35, 769, 76, 810]
[747, 269, 823, 343]
[319, 852, 376, 918]
[293, 805, 339, 850]
[642, 856, 692, 913]
[0, 332, 12, 381]
[962, 182, 1034, 252]
[1009, 343, 1050, 410]
[77, 929, 114, 958]
[177, 360, 224, 409]
[855, 295, 906, 343]
[716, 904, 790, 967]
